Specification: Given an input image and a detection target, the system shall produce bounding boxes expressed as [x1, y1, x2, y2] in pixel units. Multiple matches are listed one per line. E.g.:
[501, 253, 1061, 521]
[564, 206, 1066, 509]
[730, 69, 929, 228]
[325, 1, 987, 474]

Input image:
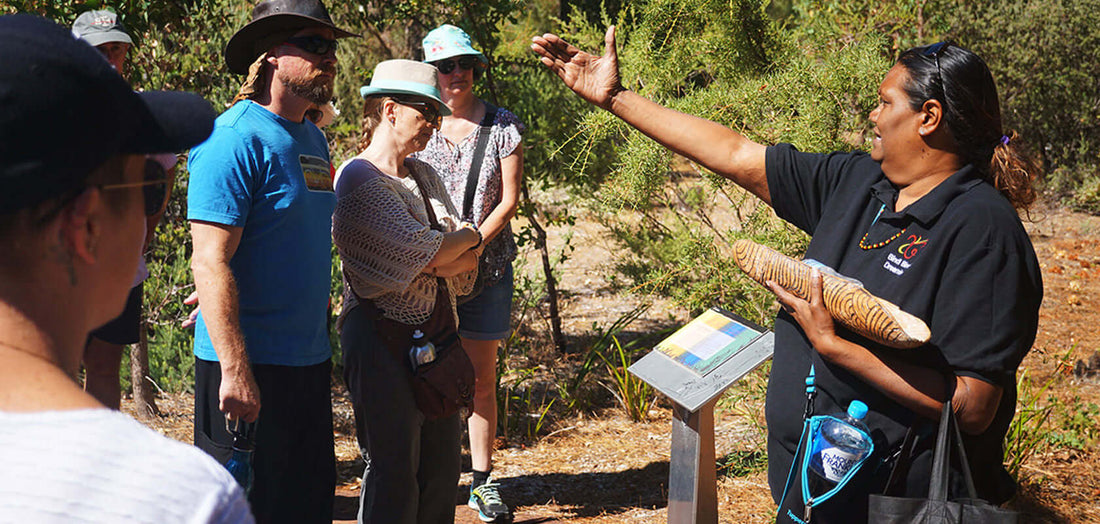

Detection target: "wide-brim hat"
[1, 14, 216, 212]
[71, 9, 133, 47]
[358, 59, 452, 116]
[422, 24, 488, 65]
[225, 0, 357, 75]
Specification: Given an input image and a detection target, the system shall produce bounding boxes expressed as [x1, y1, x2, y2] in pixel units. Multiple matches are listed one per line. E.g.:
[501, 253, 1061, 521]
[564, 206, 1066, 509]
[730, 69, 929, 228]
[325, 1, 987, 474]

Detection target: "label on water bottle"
[818, 446, 861, 482]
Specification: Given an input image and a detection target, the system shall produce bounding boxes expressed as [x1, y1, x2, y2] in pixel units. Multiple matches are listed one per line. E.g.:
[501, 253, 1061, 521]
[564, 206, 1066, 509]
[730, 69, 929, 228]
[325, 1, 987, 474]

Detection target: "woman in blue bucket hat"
[334, 58, 482, 524]
[414, 24, 525, 524]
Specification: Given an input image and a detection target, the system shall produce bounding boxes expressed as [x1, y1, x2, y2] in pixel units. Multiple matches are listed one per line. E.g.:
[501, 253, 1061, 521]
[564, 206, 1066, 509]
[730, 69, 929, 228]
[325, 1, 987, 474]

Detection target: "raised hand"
[531, 26, 624, 110]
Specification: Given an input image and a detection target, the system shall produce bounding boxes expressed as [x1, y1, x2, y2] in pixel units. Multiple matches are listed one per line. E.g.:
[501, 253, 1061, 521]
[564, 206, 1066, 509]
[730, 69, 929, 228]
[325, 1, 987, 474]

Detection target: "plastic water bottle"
[409, 329, 436, 370]
[808, 400, 872, 497]
[223, 421, 254, 495]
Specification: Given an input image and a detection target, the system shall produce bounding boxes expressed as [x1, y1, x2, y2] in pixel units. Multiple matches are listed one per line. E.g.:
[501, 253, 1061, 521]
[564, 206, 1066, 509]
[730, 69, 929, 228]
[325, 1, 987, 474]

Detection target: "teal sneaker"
[468, 479, 513, 523]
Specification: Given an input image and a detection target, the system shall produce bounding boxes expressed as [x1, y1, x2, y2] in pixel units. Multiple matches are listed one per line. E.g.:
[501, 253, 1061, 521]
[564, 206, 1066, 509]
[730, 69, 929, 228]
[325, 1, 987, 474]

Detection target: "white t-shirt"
[0, 409, 253, 524]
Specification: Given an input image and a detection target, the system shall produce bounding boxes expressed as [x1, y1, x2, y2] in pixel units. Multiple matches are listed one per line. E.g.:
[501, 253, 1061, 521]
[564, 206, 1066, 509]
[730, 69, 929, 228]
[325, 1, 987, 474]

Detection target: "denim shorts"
[457, 264, 514, 341]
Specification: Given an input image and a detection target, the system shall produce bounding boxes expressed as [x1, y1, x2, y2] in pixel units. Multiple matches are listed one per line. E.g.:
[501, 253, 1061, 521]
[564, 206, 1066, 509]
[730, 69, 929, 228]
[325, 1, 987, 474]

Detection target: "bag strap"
[409, 165, 442, 229]
[408, 168, 451, 297]
[461, 103, 498, 222]
[880, 423, 919, 495]
[929, 400, 979, 502]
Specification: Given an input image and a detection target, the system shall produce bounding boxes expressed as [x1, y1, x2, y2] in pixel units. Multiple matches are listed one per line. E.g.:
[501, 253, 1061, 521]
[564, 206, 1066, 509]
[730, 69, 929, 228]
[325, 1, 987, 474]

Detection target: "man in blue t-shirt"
[186, 1, 355, 522]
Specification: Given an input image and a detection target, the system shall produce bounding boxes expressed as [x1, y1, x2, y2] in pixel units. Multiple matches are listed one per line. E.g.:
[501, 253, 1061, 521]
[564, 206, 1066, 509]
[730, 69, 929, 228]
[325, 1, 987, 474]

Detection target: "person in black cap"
[185, 1, 355, 522]
[0, 13, 253, 523]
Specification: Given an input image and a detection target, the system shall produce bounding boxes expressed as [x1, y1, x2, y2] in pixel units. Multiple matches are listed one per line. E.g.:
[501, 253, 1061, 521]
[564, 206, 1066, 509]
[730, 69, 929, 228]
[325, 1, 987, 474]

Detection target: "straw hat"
[358, 59, 451, 116]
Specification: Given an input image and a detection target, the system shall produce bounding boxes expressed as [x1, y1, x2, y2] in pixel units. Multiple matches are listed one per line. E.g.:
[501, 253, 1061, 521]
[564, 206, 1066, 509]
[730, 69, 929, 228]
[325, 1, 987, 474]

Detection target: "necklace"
[0, 340, 61, 368]
[859, 204, 907, 250]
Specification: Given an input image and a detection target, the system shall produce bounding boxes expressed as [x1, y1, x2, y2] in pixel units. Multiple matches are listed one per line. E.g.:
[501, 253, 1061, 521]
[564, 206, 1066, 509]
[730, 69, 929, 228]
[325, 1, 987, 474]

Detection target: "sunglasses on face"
[394, 98, 443, 127]
[99, 158, 172, 217]
[432, 55, 479, 75]
[284, 35, 339, 56]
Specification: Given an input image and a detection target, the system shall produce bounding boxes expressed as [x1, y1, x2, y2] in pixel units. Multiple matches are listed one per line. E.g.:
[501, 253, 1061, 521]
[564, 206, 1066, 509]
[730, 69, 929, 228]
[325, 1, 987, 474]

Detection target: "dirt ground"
[127, 200, 1100, 523]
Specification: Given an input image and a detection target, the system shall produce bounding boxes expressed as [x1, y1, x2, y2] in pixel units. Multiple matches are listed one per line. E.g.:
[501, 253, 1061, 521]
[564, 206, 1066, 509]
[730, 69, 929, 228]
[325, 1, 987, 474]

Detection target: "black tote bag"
[867, 400, 1018, 523]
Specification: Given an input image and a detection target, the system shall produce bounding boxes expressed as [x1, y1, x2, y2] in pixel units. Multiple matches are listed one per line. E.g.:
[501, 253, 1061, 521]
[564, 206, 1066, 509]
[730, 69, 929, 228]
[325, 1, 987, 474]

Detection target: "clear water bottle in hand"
[223, 419, 255, 495]
[808, 400, 872, 497]
[409, 329, 436, 370]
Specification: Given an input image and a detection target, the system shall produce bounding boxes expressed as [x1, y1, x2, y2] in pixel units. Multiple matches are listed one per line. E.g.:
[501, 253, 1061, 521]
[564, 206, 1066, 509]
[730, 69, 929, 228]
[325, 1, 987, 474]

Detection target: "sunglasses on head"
[432, 55, 480, 75]
[99, 157, 172, 217]
[922, 41, 951, 101]
[394, 98, 443, 127]
[284, 35, 339, 56]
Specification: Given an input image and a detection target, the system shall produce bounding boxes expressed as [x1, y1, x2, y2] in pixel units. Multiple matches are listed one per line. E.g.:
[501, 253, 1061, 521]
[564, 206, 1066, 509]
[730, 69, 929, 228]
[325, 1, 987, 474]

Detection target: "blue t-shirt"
[187, 100, 336, 366]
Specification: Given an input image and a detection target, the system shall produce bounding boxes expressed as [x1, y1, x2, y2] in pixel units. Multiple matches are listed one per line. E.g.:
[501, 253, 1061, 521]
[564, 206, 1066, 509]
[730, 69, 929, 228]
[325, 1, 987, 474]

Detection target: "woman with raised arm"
[533, 28, 1041, 522]
[333, 59, 481, 524]
[415, 24, 525, 523]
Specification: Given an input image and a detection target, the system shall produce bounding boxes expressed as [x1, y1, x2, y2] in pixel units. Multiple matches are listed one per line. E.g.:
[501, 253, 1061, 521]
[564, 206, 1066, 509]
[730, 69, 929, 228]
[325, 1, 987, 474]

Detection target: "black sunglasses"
[284, 35, 339, 56]
[432, 55, 479, 75]
[394, 98, 443, 127]
[100, 158, 172, 216]
[922, 41, 951, 102]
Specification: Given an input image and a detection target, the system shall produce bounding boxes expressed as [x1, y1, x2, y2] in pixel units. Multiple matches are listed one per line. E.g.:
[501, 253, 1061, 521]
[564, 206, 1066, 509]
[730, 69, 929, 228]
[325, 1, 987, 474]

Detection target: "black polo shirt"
[762, 143, 1042, 505]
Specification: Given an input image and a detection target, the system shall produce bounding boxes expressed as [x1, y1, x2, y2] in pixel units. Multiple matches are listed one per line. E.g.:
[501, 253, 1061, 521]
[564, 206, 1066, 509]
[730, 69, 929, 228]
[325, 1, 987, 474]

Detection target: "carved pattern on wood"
[732, 239, 930, 349]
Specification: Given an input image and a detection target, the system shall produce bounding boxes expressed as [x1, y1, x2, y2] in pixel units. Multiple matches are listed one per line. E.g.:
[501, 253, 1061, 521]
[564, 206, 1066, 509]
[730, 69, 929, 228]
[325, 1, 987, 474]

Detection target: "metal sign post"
[668, 398, 719, 524]
[629, 308, 774, 524]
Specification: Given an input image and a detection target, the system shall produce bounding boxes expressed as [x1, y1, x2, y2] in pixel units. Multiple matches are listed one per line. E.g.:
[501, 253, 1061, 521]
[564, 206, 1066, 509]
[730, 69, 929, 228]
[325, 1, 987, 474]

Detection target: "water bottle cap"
[412, 329, 425, 339]
[848, 400, 868, 420]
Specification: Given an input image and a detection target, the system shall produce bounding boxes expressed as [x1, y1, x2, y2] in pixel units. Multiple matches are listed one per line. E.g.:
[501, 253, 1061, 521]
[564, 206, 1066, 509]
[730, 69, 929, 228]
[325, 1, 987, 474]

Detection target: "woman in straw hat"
[333, 59, 481, 524]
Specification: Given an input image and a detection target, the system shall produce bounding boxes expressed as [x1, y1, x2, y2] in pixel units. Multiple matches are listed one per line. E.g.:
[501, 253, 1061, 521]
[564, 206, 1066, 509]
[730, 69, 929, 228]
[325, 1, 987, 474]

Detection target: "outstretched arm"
[531, 26, 770, 204]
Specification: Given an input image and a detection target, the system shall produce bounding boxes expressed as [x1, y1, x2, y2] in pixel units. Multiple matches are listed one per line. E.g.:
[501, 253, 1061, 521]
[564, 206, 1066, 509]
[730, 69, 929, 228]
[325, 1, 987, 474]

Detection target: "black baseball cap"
[0, 14, 216, 214]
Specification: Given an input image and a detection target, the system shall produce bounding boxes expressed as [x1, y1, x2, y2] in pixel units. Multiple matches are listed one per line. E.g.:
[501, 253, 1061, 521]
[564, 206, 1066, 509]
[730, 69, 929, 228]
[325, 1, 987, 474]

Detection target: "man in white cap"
[72, 8, 169, 411]
[186, 1, 355, 522]
[71, 9, 132, 73]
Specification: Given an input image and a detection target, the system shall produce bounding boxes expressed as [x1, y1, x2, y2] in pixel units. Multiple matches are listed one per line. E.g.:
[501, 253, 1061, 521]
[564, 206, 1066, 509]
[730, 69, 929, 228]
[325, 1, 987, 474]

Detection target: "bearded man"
[185, 1, 355, 522]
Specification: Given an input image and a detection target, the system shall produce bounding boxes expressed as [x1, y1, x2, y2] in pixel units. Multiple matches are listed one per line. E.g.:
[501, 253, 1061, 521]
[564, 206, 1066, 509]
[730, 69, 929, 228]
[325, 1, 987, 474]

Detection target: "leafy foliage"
[574, 0, 887, 319]
[942, 0, 1100, 209]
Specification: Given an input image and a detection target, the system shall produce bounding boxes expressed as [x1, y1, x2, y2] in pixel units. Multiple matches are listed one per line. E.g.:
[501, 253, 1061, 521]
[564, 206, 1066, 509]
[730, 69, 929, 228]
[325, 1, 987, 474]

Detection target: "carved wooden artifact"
[732, 239, 930, 349]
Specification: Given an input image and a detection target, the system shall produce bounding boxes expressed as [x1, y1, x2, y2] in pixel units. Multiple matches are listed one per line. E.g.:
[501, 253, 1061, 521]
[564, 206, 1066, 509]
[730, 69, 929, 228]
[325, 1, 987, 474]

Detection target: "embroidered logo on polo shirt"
[300, 154, 333, 192]
[897, 234, 929, 260]
[882, 234, 929, 276]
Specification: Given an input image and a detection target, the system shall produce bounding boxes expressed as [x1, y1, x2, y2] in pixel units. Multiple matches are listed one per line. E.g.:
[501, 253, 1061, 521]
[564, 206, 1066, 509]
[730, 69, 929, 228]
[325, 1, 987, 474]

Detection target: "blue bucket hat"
[358, 59, 451, 116]
[422, 24, 488, 65]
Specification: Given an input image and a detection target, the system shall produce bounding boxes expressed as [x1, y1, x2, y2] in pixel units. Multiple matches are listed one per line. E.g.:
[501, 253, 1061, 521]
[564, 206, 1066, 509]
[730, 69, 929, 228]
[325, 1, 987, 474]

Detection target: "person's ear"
[918, 99, 945, 137]
[383, 99, 398, 125]
[58, 188, 102, 266]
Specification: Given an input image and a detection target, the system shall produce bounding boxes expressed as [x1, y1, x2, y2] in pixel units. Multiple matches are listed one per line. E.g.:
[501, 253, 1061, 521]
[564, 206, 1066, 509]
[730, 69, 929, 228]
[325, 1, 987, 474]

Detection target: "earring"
[390, 117, 396, 125]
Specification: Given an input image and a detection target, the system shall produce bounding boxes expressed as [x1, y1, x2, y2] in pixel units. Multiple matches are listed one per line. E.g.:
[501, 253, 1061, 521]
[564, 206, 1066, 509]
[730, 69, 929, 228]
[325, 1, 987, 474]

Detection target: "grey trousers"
[341, 305, 462, 524]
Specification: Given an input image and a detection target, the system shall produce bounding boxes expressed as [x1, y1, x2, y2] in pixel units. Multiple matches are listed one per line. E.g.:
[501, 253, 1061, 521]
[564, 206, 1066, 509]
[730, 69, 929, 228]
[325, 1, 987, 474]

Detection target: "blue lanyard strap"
[871, 203, 886, 226]
[803, 364, 817, 420]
